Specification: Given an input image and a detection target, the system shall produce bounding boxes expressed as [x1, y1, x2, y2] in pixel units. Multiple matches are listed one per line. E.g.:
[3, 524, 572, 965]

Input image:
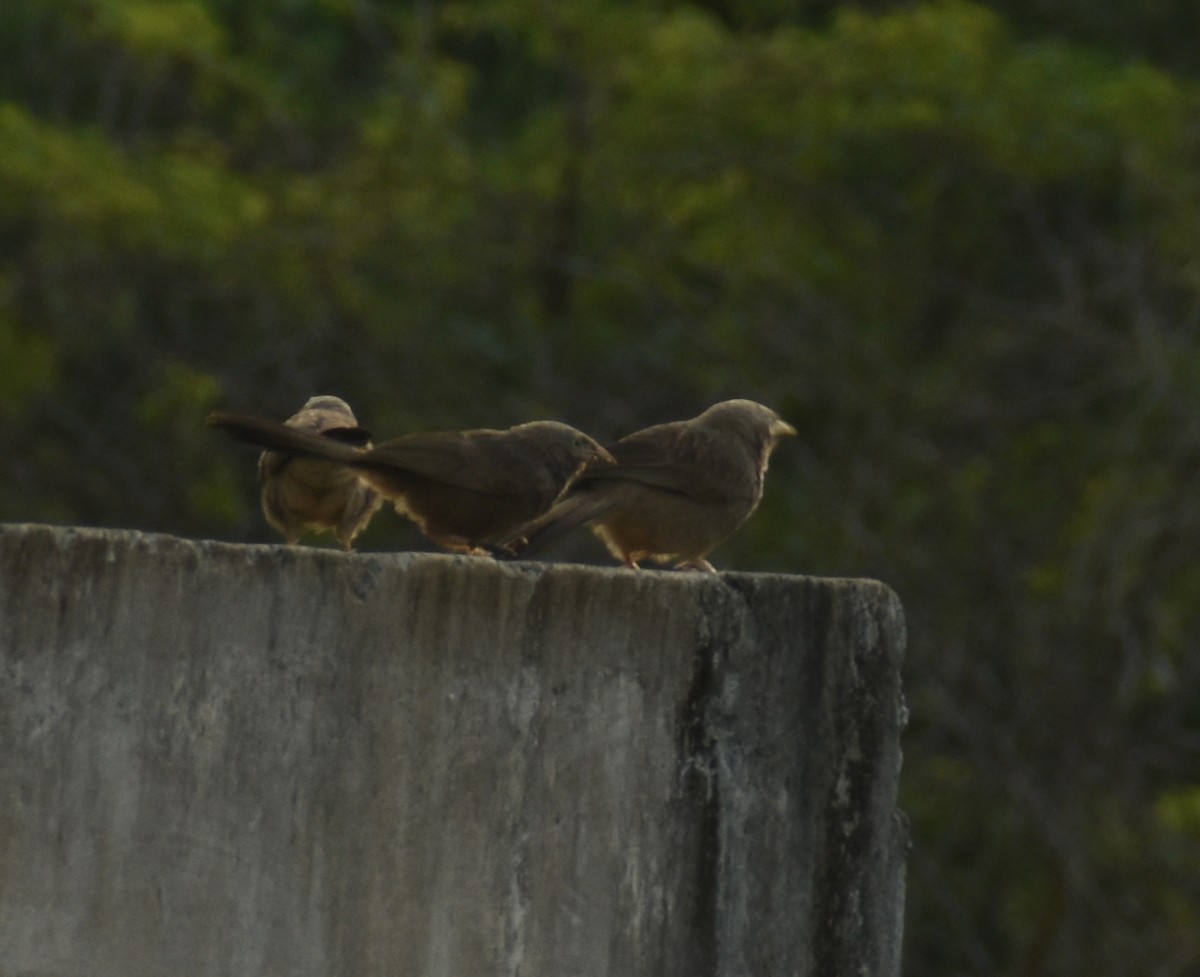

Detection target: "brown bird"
[501, 399, 796, 572]
[255, 395, 383, 549]
[210, 408, 614, 555]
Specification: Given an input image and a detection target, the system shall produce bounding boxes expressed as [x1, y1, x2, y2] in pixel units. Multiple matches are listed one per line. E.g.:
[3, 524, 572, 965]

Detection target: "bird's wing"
[361, 431, 541, 498]
[258, 449, 289, 481]
[581, 422, 745, 503]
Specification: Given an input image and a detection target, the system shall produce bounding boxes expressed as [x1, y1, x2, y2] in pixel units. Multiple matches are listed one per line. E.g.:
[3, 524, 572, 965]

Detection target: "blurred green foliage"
[2, 0, 1199, 973]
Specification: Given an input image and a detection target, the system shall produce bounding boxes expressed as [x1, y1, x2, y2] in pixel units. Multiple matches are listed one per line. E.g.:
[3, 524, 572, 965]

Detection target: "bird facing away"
[501, 399, 796, 572]
[209, 409, 615, 555]
[256, 395, 383, 550]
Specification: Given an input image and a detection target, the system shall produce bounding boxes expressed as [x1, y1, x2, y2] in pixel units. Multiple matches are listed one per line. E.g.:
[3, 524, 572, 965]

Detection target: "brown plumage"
[254, 395, 383, 550]
[210, 408, 614, 555]
[501, 399, 796, 572]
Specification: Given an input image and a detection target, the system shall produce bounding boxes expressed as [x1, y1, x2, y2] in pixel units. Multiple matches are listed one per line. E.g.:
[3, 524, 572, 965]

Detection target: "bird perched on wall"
[500, 399, 796, 572]
[253, 395, 383, 550]
[209, 408, 615, 555]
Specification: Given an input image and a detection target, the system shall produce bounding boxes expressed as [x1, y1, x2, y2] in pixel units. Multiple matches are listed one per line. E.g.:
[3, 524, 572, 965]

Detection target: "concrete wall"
[0, 523, 907, 977]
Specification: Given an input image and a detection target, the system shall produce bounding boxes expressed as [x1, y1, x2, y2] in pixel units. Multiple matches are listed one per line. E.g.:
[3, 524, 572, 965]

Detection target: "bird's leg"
[675, 558, 717, 573]
[480, 542, 519, 560]
[425, 533, 489, 556]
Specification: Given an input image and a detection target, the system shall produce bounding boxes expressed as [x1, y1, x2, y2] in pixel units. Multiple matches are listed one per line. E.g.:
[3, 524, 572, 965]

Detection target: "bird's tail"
[208, 411, 365, 465]
[502, 490, 617, 555]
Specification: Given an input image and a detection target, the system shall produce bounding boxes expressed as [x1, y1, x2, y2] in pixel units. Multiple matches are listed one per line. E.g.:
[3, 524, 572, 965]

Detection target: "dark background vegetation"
[3, 0, 1199, 972]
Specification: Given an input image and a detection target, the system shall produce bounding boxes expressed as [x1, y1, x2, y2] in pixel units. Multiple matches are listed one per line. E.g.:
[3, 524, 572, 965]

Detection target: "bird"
[254, 395, 383, 550]
[209, 408, 615, 555]
[499, 399, 796, 572]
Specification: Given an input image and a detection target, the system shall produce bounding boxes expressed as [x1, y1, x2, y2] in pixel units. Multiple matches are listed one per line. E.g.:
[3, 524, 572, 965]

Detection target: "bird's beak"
[772, 418, 798, 438]
[593, 443, 617, 465]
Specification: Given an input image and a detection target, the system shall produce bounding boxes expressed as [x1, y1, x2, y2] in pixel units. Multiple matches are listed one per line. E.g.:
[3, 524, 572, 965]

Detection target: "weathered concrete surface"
[0, 523, 907, 977]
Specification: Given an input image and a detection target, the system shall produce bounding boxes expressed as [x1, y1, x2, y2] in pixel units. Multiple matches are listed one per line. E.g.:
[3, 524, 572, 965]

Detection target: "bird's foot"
[674, 559, 717, 573]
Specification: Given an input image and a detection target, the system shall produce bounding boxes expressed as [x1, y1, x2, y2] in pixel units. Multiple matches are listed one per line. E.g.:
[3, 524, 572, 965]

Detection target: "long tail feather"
[208, 411, 363, 465]
[504, 490, 617, 555]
